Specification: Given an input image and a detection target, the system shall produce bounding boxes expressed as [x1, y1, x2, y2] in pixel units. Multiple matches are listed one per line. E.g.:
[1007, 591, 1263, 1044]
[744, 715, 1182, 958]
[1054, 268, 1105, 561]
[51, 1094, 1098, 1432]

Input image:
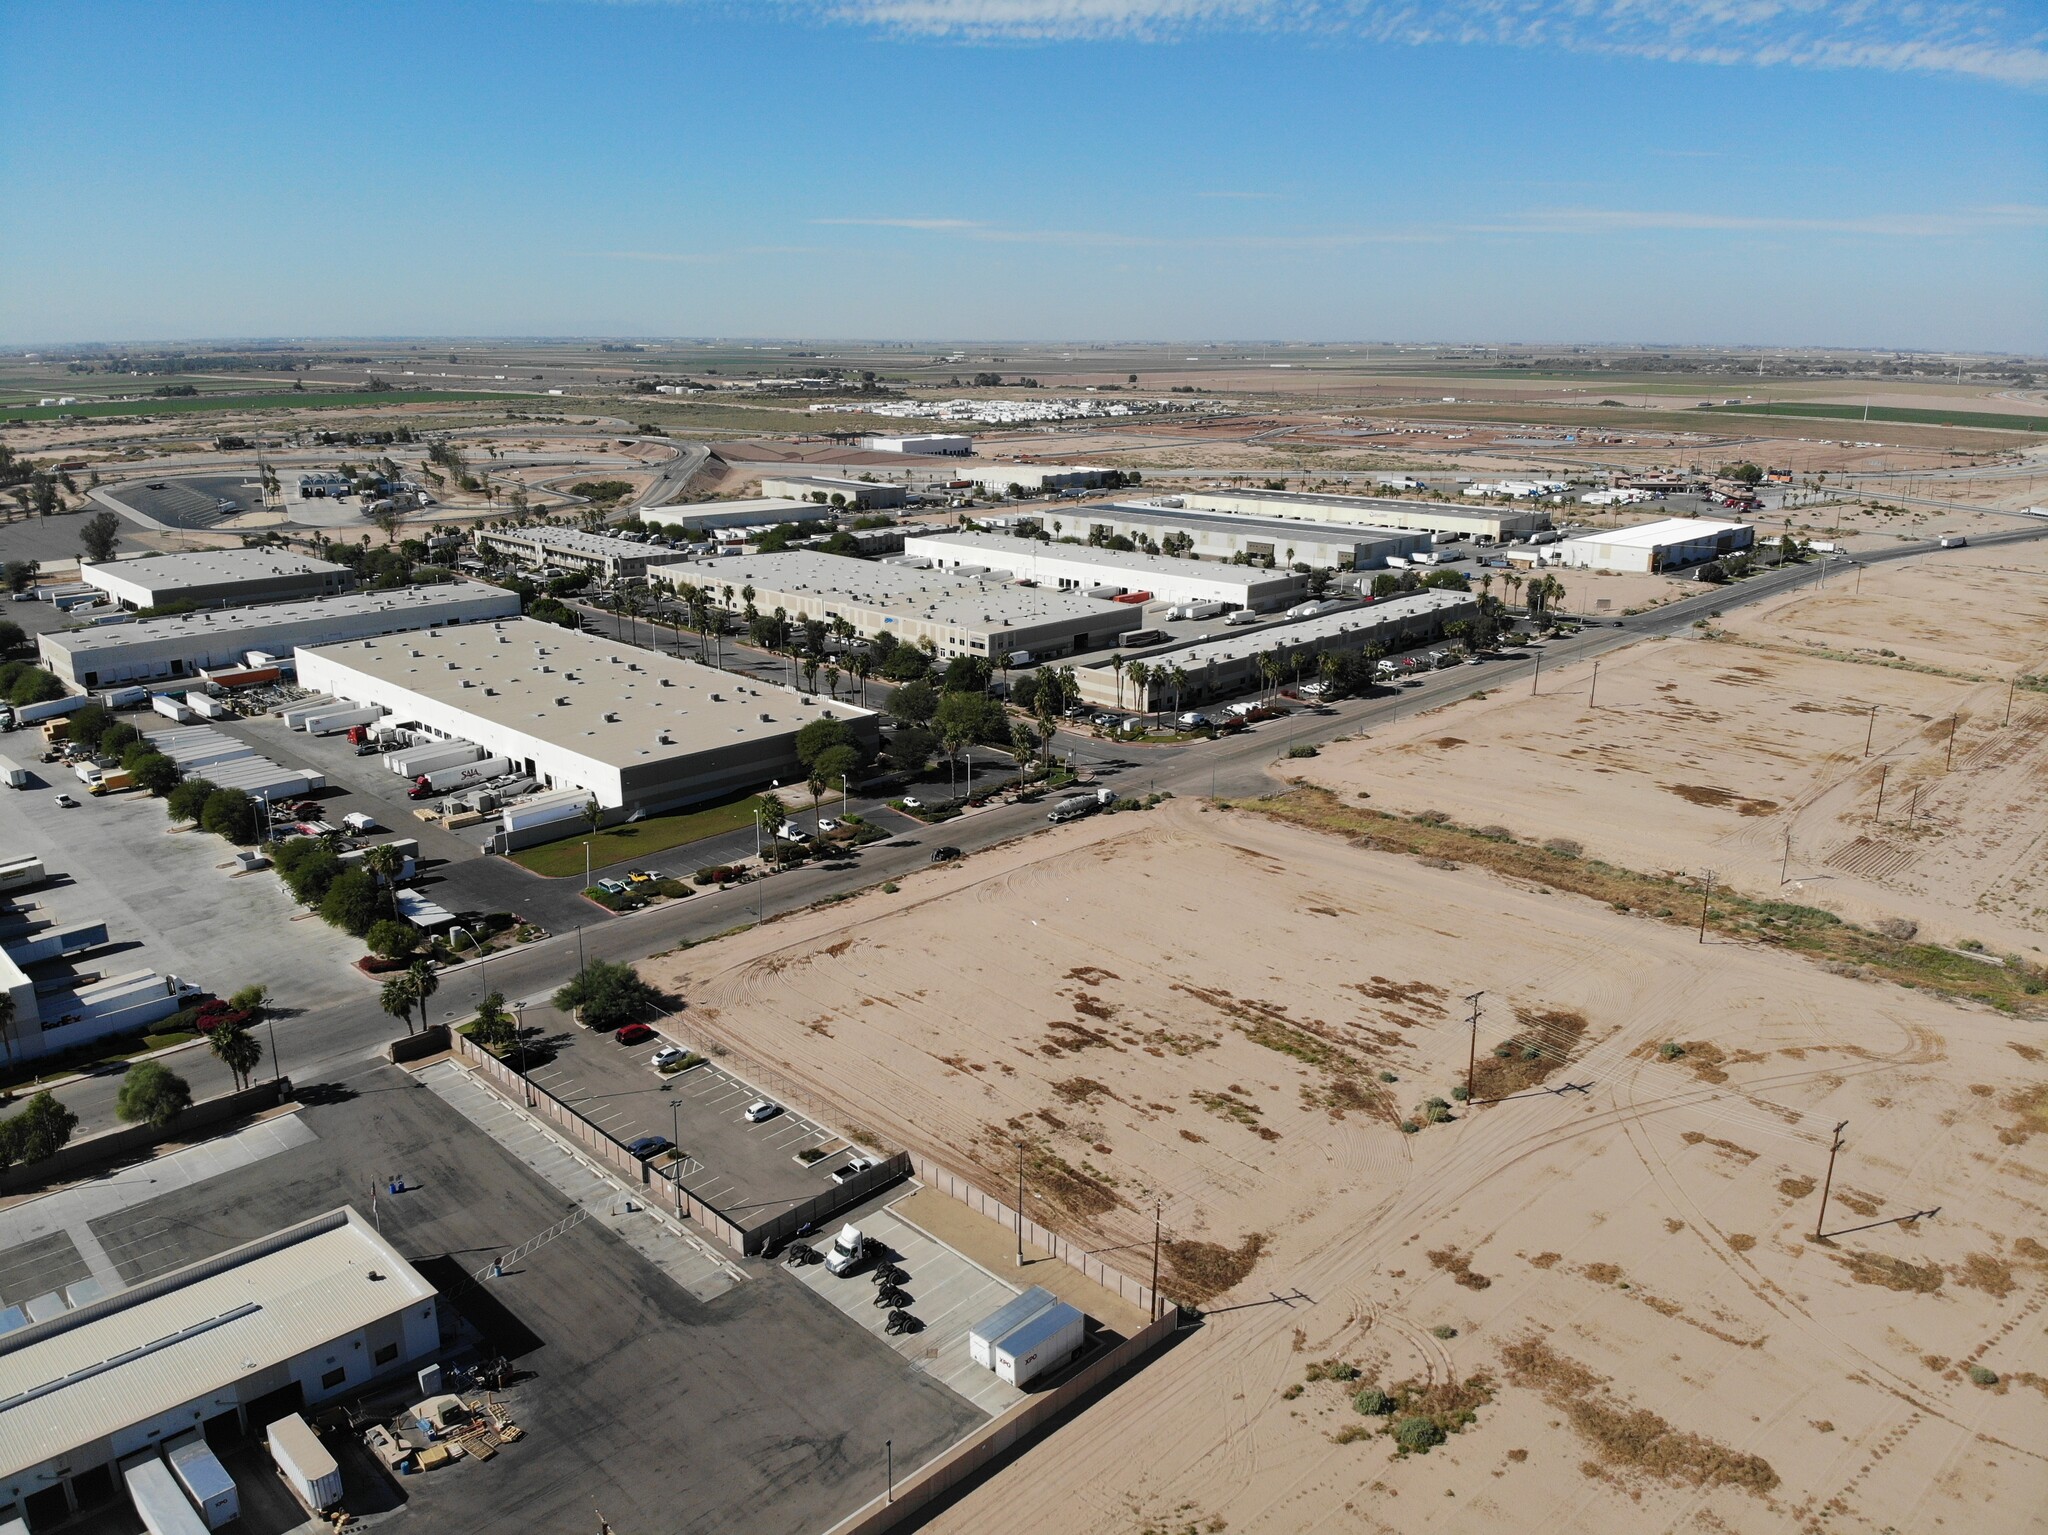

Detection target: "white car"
[53, 793, 79, 808]
[899, 797, 923, 810]
[744, 1099, 782, 1123]
[815, 818, 840, 834]
[651, 1045, 688, 1069]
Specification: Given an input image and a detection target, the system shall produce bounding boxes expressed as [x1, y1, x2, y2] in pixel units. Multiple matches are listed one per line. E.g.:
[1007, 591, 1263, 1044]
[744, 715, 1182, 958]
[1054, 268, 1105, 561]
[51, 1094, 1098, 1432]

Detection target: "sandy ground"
[642, 798, 2048, 1533]
[1294, 543, 2048, 958]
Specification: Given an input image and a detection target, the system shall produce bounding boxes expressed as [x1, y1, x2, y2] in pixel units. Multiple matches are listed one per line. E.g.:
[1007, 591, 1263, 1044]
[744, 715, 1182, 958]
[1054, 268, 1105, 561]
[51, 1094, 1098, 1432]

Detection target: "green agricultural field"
[1703, 402, 2048, 432]
[0, 389, 531, 423]
[509, 792, 770, 877]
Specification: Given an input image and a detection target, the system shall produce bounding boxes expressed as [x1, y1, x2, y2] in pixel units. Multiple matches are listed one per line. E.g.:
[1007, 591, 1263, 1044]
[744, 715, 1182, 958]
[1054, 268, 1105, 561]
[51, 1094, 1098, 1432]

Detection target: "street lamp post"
[670, 1098, 683, 1216]
[1014, 1139, 1026, 1266]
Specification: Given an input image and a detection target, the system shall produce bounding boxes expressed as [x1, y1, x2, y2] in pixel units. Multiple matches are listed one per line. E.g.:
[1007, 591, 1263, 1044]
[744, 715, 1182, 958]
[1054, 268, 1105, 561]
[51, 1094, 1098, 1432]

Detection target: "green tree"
[941, 655, 992, 694]
[319, 867, 380, 936]
[7, 1090, 78, 1164]
[794, 716, 864, 775]
[879, 645, 930, 683]
[98, 722, 144, 759]
[380, 973, 420, 1036]
[272, 839, 343, 905]
[199, 788, 261, 844]
[130, 752, 182, 796]
[407, 959, 440, 1032]
[552, 959, 658, 1031]
[166, 776, 218, 822]
[933, 690, 1007, 747]
[365, 919, 421, 960]
[0, 620, 24, 653]
[472, 991, 518, 1053]
[80, 510, 122, 562]
[209, 1018, 263, 1092]
[117, 1062, 193, 1130]
[887, 678, 938, 726]
[362, 843, 407, 917]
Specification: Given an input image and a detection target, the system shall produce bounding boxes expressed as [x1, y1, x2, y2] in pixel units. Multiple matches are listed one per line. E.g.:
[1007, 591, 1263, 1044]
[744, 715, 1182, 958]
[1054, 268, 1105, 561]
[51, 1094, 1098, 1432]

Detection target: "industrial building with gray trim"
[37, 584, 520, 689]
[1172, 489, 1551, 543]
[1017, 503, 1433, 571]
[78, 550, 355, 612]
[900, 531, 1305, 611]
[472, 525, 671, 582]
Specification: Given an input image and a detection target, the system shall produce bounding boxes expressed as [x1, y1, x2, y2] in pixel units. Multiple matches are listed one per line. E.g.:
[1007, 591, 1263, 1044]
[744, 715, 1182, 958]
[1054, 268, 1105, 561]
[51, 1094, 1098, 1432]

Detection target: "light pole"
[885, 1440, 894, 1504]
[670, 1098, 683, 1217]
[1014, 1139, 1026, 1267]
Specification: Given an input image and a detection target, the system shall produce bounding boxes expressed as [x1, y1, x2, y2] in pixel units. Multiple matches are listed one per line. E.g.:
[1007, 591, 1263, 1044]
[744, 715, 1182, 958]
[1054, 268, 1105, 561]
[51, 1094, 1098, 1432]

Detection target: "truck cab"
[824, 1223, 872, 1276]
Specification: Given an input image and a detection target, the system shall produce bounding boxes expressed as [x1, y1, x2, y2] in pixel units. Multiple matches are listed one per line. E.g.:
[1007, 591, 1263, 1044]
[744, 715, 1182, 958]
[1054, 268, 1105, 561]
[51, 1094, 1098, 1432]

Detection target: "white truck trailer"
[990, 1299, 1086, 1388]
[120, 1455, 209, 1535]
[0, 756, 26, 789]
[151, 694, 197, 724]
[384, 741, 480, 777]
[164, 1433, 239, 1530]
[302, 703, 382, 736]
[968, 1286, 1061, 1369]
[266, 1414, 342, 1515]
[408, 755, 510, 797]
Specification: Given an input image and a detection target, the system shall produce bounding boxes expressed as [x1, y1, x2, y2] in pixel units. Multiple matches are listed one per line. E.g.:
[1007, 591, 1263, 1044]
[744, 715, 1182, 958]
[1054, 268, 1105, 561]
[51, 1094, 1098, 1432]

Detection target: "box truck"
[164, 1433, 238, 1530]
[968, 1286, 1060, 1369]
[266, 1414, 342, 1514]
[409, 755, 509, 798]
[991, 1300, 1085, 1387]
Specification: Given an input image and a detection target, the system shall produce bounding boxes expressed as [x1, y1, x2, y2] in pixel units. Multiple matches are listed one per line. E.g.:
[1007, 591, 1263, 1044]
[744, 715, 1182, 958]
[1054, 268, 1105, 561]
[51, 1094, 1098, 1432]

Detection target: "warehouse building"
[862, 433, 971, 456]
[79, 550, 354, 612]
[1029, 504, 1431, 571]
[294, 617, 877, 816]
[756, 475, 908, 510]
[1071, 590, 1478, 711]
[658, 497, 834, 532]
[1554, 517, 1754, 574]
[38, 584, 520, 689]
[664, 551, 1132, 660]
[901, 531, 1304, 611]
[472, 526, 669, 582]
[971, 465, 1115, 495]
[1174, 489, 1549, 543]
[0, 1208, 438, 1529]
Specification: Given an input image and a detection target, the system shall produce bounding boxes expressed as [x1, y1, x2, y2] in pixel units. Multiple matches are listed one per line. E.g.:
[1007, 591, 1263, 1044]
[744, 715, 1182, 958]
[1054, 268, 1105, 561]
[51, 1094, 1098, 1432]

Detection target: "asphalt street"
[30, 524, 2048, 1141]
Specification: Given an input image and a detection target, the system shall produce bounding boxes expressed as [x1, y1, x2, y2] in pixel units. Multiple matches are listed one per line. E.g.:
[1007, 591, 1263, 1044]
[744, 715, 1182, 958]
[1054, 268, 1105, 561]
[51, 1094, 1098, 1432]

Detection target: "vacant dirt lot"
[1297, 544, 2048, 955]
[644, 799, 2047, 1532]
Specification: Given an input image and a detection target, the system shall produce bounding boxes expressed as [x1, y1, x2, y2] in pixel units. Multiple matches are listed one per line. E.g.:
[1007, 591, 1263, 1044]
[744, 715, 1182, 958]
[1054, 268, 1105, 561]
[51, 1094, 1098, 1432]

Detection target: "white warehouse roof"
[1560, 517, 1749, 548]
[661, 551, 1112, 631]
[0, 1210, 432, 1484]
[902, 531, 1298, 603]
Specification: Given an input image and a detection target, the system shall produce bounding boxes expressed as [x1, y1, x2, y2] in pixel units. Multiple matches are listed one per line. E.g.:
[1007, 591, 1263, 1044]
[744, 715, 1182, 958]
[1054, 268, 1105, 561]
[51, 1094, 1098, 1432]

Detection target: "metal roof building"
[661, 551, 1133, 660]
[1071, 590, 1478, 711]
[37, 583, 519, 689]
[1176, 489, 1550, 543]
[1022, 504, 1432, 572]
[1554, 517, 1753, 574]
[473, 525, 669, 582]
[900, 531, 1304, 611]
[756, 475, 909, 509]
[657, 497, 833, 532]
[294, 616, 877, 816]
[0, 1208, 437, 1529]
[78, 551, 354, 612]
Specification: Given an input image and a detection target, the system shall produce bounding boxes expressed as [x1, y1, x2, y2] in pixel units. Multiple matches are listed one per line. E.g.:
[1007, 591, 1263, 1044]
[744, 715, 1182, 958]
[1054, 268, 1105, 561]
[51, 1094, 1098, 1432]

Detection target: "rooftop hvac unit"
[556, 696, 570, 706]
[759, 712, 773, 722]
[659, 677, 673, 687]
[461, 679, 474, 688]
[603, 712, 619, 722]
[710, 692, 722, 701]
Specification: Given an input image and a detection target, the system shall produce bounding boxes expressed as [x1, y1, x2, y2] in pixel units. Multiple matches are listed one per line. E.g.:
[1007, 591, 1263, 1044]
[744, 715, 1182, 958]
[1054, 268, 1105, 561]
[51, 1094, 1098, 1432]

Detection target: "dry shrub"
[1051, 1076, 1114, 1104]
[1471, 1007, 1589, 1099]
[2014, 1236, 2048, 1264]
[1501, 1338, 1778, 1495]
[1778, 1175, 1817, 1199]
[1164, 1232, 1267, 1305]
[1952, 1252, 2016, 1297]
[1727, 1233, 1757, 1252]
[1428, 1246, 1493, 1290]
[1873, 916, 1919, 940]
[1581, 1262, 1623, 1285]
[1833, 1250, 1943, 1293]
[1542, 838, 1583, 858]
[1528, 1251, 1561, 1269]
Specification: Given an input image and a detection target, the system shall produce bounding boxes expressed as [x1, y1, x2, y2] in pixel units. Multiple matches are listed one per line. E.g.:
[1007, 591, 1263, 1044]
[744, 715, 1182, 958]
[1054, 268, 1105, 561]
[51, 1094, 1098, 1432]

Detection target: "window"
[374, 1343, 398, 1366]
[321, 1367, 346, 1389]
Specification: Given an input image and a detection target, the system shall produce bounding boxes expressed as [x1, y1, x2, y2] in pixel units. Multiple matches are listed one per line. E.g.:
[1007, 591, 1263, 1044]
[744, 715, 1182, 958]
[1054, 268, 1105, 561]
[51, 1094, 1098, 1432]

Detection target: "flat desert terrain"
[646, 788, 2048, 1533]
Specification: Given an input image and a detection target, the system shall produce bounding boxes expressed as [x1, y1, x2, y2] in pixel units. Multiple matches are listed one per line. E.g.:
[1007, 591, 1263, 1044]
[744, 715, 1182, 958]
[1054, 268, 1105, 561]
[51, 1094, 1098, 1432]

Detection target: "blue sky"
[1, 1, 2042, 349]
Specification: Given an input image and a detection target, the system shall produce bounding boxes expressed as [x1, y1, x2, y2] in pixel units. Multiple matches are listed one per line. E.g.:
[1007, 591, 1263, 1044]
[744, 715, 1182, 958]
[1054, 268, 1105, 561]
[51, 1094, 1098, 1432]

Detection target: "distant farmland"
[1703, 401, 2048, 432]
[1, 389, 532, 423]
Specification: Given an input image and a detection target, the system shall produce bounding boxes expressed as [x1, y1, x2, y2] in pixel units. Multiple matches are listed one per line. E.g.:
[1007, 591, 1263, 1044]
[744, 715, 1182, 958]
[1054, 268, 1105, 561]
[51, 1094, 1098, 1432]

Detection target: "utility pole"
[2007, 680, 2017, 728]
[1697, 870, 1714, 944]
[1463, 991, 1484, 1102]
[671, 1099, 683, 1217]
[885, 1440, 894, 1504]
[1531, 648, 1540, 696]
[1864, 704, 1877, 758]
[1780, 830, 1791, 886]
[1944, 714, 1958, 771]
[1588, 657, 1599, 709]
[1873, 763, 1887, 822]
[1014, 1139, 1027, 1267]
[1150, 1200, 1163, 1322]
[1814, 1121, 1848, 1240]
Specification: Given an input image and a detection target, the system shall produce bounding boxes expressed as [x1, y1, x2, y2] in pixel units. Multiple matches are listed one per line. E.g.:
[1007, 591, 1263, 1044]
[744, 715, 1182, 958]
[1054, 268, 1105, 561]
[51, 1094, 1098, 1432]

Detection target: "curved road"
[31, 524, 2048, 1138]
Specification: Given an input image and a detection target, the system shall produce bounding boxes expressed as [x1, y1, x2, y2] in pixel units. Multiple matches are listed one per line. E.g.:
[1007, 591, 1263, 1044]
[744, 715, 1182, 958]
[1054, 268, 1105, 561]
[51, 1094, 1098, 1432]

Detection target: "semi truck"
[1165, 600, 1225, 621]
[408, 755, 510, 798]
[302, 703, 381, 736]
[1, 693, 93, 731]
[1048, 788, 1113, 823]
[99, 685, 150, 709]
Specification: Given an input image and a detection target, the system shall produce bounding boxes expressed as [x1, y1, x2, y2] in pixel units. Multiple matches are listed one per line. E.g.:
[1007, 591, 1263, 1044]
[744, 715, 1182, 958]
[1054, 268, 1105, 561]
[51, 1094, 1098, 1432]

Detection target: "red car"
[615, 1023, 654, 1045]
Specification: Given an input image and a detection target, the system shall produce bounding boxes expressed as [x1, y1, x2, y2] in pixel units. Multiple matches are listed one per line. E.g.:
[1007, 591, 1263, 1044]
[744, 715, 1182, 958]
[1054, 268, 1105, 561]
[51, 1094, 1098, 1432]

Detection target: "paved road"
[33, 524, 2048, 1139]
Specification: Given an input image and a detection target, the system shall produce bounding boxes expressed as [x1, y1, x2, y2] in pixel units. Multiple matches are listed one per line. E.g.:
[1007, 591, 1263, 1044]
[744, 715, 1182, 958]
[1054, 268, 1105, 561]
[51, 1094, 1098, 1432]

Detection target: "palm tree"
[824, 662, 841, 699]
[1317, 650, 1342, 697]
[1168, 665, 1189, 720]
[848, 649, 872, 706]
[1126, 661, 1153, 721]
[380, 974, 420, 1037]
[363, 843, 405, 919]
[407, 959, 440, 1032]
[209, 1019, 263, 1092]
[1108, 653, 1125, 711]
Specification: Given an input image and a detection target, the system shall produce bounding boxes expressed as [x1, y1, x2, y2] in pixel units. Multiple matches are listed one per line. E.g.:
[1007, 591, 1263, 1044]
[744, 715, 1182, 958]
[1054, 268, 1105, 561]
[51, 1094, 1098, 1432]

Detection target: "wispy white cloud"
[811, 216, 987, 230]
[803, 0, 2048, 86]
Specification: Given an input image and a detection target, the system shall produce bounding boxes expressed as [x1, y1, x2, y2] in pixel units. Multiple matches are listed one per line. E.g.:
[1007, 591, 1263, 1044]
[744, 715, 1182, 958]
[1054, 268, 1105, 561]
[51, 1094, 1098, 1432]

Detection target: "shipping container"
[120, 1455, 209, 1535]
[164, 1433, 239, 1529]
[266, 1414, 342, 1513]
[968, 1286, 1060, 1369]
[991, 1300, 1086, 1387]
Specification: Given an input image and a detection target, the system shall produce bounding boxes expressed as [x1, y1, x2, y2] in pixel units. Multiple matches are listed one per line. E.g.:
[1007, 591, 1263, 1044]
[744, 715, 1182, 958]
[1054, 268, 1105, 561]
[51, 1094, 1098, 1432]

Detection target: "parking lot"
[0, 1061, 988, 1535]
[98, 474, 265, 530]
[522, 1014, 870, 1220]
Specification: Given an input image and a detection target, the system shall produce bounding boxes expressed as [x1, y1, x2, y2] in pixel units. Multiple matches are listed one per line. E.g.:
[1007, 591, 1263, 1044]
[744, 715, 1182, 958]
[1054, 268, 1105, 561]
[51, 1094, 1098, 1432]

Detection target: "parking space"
[522, 1022, 862, 1219]
[783, 1196, 1028, 1417]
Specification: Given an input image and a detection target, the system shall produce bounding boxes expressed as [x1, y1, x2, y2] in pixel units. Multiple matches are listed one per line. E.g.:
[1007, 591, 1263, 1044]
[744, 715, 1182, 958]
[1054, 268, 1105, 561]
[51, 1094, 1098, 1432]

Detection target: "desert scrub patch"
[1164, 1232, 1267, 1306]
[1428, 1246, 1493, 1290]
[1303, 1358, 1360, 1383]
[1833, 1250, 1943, 1293]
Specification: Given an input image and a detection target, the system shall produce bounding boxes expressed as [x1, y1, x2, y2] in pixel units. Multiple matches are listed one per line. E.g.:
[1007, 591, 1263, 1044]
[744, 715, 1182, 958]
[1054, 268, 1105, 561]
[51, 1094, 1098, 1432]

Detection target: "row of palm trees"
[378, 959, 443, 1036]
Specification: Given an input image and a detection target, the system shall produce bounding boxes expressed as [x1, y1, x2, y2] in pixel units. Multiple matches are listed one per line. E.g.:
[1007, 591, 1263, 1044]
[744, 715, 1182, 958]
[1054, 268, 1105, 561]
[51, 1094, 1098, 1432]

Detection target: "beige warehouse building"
[1176, 489, 1549, 543]
[79, 549, 354, 611]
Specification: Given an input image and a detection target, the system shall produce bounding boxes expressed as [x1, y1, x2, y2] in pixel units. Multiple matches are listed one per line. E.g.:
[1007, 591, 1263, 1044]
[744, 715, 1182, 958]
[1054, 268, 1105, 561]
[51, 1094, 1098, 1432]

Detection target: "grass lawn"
[0, 389, 529, 423]
[510, 793, 767, 877]
[1703, 402, 2048, 432]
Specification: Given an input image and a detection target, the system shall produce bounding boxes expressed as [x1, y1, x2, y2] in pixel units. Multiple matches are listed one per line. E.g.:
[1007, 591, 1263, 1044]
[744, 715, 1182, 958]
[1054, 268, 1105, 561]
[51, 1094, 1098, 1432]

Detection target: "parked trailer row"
[410, 755, 510, 796]
[120, 1455, 208, 1535]
[301, 703, 383, 736]
[383, 740, 481, 778]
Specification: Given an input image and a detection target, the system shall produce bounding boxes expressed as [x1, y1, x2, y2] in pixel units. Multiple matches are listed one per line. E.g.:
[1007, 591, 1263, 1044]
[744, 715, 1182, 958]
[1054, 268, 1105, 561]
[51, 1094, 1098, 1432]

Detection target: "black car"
[931, 846, 962, 863]
[625, 1135, 674, 1160]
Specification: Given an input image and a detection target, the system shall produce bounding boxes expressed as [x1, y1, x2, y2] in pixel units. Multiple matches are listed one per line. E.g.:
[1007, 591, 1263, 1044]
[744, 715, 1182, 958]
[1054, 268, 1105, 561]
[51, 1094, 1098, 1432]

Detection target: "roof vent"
[759, 712, 774, 722]
[461, 679, 474, 689]
[659, 677, 673, 687]
[556, 696, 570, 707]
[603, 711, 619, 723]
[710, 692, 722, 702]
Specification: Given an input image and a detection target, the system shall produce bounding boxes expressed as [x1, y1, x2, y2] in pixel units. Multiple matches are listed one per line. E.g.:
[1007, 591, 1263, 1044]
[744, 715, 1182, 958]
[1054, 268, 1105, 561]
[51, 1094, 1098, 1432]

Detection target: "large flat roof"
[82, 549, 349, 591]
[664, 497, 823, 520]
[1086, 503, 1427, 546]
[1088, 590, 1475, 671]
[43, 583, 514, 659]
[665, 551, 1112, 631]
[1561, 517, 1749, 548]
[476, 526, 658, 560]
[903, 531, 1283, 591]
[1182, 488, 1525, 525]
[0, 1209, 431, 1482]
[300, 616, 871, 765]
